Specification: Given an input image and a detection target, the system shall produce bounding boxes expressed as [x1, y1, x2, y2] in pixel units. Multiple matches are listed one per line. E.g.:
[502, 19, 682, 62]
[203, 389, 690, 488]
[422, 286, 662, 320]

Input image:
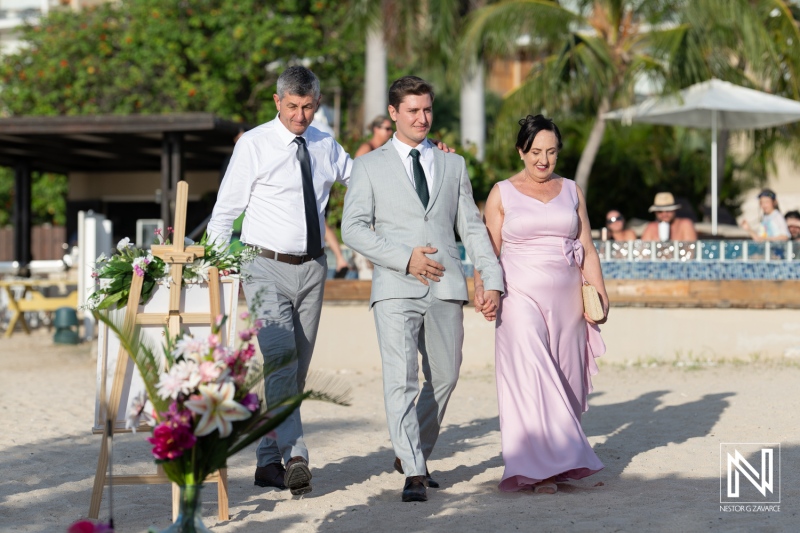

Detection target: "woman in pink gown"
[474, 115, 608, 494]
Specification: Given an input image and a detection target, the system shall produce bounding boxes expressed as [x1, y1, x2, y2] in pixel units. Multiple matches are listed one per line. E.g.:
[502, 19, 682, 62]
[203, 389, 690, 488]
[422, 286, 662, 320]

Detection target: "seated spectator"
[740, 189, 790, 241]
[785, 210, 800, 241]
[641, 192, 698, 241]
[603, 209, 636, 241]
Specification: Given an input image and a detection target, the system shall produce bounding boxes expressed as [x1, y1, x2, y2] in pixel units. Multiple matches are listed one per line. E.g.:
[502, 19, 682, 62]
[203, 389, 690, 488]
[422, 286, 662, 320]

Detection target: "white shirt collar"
[392, 133, 431, 159]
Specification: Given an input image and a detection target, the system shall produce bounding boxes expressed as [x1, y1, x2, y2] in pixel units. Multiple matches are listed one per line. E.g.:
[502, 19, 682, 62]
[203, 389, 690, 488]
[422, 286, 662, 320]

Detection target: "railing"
[593, 240, 797, 262]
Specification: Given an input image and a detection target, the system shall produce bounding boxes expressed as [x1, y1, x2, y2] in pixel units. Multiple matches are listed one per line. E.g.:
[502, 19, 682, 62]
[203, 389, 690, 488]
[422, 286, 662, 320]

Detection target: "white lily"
[186, 258, 212, 283]
[116, 237, 131, 251]
[185, 381, 250, 437]
[159, 262, 172, 288]
[126, 391, 154, 432]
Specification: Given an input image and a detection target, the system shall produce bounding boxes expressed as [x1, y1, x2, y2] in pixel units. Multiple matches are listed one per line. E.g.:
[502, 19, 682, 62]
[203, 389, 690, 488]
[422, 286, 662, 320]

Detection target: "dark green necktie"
[409, 148, 429, 208]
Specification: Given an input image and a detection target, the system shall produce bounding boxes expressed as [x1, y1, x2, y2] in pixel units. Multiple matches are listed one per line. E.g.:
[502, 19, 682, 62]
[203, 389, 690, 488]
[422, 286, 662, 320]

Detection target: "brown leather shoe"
[284, 456, 312, 496]
[394, 457, 440, 488]
[254, 463, 287, 489]
[402, 476, 428, 502]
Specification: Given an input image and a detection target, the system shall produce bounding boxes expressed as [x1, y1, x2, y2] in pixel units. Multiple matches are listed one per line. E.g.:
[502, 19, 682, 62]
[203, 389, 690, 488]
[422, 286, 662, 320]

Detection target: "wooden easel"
[89, 181, 229, 522]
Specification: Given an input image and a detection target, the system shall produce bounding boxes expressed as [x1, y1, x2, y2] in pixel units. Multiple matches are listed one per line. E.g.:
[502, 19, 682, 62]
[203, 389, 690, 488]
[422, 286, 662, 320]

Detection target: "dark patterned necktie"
[293, 136, 322, 256]
[409, 148, 429, 208]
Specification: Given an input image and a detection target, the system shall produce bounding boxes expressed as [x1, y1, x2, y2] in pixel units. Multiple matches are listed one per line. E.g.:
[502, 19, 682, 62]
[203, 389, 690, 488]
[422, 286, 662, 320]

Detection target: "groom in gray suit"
[342, 76, 503, 502]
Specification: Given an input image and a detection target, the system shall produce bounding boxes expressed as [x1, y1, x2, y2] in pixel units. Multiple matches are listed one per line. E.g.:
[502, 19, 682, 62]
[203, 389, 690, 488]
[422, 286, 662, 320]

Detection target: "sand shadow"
[583, 390, 735, 479]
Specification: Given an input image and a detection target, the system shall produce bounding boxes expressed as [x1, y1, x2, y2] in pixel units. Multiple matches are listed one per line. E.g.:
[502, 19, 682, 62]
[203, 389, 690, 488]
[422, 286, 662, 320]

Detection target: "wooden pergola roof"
[0, 113, 245, 173]
[0, 113, 248, 268]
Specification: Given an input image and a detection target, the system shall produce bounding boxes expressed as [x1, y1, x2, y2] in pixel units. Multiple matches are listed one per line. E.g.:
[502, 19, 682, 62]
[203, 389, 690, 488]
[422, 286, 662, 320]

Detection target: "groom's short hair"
[388, 76, 435, 110]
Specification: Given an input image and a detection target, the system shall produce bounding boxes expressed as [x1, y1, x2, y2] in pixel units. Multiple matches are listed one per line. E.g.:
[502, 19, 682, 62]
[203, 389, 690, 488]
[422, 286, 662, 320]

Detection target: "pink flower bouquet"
[93, 309, 349, 530]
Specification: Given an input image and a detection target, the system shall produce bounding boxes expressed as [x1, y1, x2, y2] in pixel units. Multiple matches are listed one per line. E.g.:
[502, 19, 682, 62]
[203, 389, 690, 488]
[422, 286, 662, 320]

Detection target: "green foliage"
[31, 173, 68, 226]
[87, 234, 256, 310]
[0, 168, 67, 226]
[0, 0, 364, 124]
[0, 0, 365, 229]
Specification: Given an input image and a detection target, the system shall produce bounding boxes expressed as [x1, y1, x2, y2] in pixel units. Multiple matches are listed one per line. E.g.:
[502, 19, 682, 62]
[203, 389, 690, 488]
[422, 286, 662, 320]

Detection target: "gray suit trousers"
[373, 294, 464, 477]
[242, 254, 327, 466]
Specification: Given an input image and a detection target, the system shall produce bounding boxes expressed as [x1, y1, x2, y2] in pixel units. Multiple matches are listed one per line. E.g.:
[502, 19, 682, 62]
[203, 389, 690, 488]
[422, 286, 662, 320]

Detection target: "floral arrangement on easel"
[93, 309, 349, 532]
[84, 228, 258, 311]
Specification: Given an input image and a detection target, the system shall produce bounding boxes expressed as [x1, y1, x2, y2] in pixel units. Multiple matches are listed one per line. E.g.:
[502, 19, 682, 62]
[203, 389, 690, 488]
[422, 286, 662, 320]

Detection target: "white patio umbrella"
[603, 79, 800, 234]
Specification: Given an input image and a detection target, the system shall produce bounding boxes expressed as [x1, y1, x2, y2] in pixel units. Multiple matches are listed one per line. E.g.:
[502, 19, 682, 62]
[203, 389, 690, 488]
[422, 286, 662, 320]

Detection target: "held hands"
[474, 285, 500, 322]
[407, 247, 445, 285]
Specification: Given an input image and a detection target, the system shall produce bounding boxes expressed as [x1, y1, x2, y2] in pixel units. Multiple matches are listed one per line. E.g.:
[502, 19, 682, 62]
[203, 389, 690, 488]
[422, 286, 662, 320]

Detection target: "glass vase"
[159, 484, 211, 533]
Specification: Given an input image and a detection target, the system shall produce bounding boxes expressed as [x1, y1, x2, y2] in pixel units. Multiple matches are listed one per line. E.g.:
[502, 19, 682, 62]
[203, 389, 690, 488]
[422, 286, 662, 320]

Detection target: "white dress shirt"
[391, 134, 434, 194]
[207, 117, 352, 254]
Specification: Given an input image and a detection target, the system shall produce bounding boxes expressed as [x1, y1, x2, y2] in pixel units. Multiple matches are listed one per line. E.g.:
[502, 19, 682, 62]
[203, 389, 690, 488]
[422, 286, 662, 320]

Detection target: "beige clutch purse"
[582, 281, 604, 321]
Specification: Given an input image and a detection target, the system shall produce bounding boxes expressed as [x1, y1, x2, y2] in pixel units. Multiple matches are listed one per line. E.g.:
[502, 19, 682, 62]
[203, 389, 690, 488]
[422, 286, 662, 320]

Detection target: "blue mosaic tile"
[334, 242, 800, 281]
[596, 261, 800, 280]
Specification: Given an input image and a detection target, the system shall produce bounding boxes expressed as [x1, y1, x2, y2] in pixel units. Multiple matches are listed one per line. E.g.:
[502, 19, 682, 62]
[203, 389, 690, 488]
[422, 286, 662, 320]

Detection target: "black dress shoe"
[285, 456, 313, 496]
[402, 476, 428, 502]
[394, 457, 440, 488]
[254, 463, 287, 489]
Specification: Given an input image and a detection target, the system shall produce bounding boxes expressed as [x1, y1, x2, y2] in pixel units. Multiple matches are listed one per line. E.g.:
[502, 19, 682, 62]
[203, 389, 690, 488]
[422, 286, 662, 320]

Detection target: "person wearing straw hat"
[641, 192, 698, 241]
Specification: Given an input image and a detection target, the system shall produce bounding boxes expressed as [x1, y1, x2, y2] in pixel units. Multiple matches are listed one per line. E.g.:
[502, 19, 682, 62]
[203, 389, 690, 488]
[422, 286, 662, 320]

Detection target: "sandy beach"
[1, 325, 798, 533]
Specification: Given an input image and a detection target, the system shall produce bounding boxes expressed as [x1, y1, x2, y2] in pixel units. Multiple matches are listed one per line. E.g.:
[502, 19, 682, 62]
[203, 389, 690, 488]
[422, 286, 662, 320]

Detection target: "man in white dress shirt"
[207, 66, 352, 496]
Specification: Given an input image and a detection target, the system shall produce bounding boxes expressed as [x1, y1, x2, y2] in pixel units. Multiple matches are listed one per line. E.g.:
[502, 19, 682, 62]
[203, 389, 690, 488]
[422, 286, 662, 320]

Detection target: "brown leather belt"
[256, 247, 324, 265]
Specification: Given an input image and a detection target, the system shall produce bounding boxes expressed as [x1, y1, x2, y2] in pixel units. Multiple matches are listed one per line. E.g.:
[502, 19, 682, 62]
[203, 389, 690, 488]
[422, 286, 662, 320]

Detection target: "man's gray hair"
[276, 66, 320, 100]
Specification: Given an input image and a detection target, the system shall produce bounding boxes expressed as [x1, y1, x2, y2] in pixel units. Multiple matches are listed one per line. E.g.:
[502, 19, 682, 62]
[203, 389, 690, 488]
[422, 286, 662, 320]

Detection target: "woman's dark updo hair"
[515, 114, 563, 153]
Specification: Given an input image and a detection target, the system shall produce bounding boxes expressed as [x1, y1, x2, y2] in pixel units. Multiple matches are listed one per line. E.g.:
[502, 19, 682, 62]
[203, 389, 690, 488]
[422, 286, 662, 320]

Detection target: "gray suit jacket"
[341, 140, 503, 307]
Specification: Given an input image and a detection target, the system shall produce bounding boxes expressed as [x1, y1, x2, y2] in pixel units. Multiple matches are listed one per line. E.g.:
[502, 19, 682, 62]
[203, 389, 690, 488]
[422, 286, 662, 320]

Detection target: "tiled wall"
[599, 261, 800, 280]
[331, 243, 800, 280]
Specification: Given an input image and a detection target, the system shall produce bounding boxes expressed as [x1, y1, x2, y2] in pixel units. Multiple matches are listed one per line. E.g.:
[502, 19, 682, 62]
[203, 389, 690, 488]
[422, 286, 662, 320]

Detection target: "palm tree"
[659, 0, 800, 188]
[352, 0, 492, 159]
[461, 0, 792, 192]
[364, 24, 388, 129]
[352, 1, 438, 132]
[462, 0, 686, 191]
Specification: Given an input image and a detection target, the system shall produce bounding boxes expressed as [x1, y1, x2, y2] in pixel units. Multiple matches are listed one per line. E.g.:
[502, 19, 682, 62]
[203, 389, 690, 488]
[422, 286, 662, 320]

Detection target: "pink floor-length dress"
[495, 177, 605, 492]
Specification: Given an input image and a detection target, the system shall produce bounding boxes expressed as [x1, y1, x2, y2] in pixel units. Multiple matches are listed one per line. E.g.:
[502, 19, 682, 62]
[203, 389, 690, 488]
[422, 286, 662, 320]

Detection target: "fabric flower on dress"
[185, 381, 250, 437]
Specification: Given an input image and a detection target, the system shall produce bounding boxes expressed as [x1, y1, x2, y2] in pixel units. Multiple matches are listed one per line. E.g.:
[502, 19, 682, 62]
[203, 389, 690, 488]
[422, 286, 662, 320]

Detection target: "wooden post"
[13, 161, 32, 268]
[89, 181, 229, 521]
[160, 136, 172, 230]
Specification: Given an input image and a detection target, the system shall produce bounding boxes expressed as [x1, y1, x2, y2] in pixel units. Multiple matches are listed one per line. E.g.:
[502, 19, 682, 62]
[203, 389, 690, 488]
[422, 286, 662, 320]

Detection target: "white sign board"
[93, 276, 240, 432]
